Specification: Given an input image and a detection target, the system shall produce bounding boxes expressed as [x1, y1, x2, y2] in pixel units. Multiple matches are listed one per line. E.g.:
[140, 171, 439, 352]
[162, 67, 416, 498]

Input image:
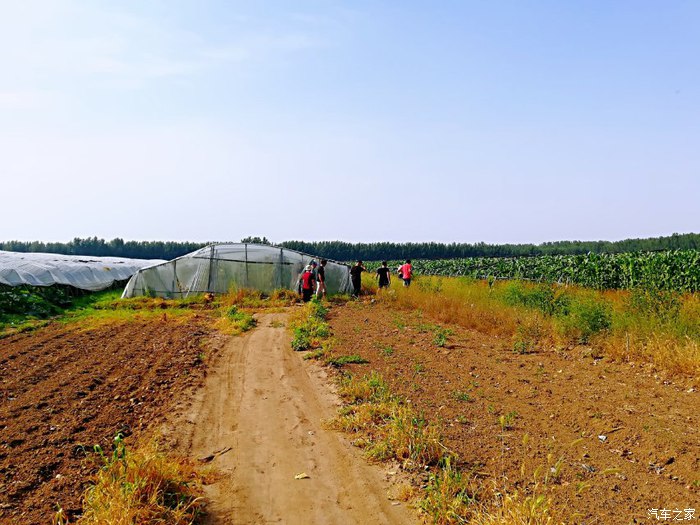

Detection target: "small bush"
[627, 287, 681, 322]
[557, 295, 611, 344]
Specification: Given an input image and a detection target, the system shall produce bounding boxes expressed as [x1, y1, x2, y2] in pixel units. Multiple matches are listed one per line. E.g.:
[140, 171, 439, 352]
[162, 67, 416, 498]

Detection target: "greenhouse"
[122, 243, 353, 298]
[0, 250, 163, 291]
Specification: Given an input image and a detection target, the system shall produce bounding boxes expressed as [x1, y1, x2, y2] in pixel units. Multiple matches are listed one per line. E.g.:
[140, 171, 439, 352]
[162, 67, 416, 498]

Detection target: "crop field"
[372, 249, 700, 292]
[0, 273, 698, 524]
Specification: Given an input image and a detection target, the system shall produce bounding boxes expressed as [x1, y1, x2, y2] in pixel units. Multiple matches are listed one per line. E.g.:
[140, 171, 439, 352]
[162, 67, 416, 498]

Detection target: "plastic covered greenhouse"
[122, 243, 353, 298]
[0, 250, 163, 291]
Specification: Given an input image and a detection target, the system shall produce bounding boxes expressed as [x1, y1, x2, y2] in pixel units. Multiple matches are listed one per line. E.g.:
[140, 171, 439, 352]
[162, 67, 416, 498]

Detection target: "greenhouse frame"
[122, 243, 353, 298]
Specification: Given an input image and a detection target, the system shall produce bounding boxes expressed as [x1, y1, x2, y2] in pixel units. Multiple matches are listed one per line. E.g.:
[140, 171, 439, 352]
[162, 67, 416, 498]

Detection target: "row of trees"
[1, 233, 698, 261]
[0, 237, 209, 261]
[280, 233, 700, 261]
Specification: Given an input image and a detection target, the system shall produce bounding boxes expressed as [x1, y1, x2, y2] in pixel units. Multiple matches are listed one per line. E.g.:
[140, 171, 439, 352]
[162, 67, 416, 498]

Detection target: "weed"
[452, 391, 472, 402]
[326, 354, 369, 367]
[78, 434, 203, 524]
[574, 481, 591, 495]
[303, 349, 326, 360]
[433, 327, 454, 348]
[289, 302, 331, 351]
[333, 372, 443, 469]
[513, 318, 543, 354]
[419, 456, 479, 524]
[543, 454, 564, 484]
[381, 345, 395, 357]
[498, 411, 518, 431]
[468, 490, 553, 525]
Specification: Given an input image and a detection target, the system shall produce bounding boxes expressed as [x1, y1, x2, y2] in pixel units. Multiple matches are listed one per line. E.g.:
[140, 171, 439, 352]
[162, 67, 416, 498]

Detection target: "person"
[376, 261, 391, 289]
[399, 259, 413, 286]
[349, 260, 365, 297]
[316, 259, 328, 299]
[300, 264, 316, 302]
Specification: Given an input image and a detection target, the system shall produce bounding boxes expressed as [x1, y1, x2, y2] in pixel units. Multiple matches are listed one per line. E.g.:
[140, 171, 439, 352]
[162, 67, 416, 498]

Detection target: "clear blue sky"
[1, 1, 698, 244]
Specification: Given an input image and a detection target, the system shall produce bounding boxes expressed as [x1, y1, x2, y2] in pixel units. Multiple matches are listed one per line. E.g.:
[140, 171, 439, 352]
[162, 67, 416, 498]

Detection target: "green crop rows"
[372, 250, 700, 293]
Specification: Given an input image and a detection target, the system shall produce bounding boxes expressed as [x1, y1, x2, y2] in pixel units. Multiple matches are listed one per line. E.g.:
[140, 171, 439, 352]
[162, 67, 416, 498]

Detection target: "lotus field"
[379, 250, 700, 292]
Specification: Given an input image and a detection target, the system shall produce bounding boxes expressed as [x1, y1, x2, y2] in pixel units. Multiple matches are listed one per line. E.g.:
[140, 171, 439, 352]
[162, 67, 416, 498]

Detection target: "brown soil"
[327, 300, 699, 524]
[3, 298, 697, 525]
[167, 311, 417, 525]
[0, 316, 221, 524]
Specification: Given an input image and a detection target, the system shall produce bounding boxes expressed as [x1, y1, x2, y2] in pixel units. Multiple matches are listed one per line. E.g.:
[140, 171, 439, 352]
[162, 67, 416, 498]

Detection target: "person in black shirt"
[349, 260, 365, 297]
[376, 261, 391, 289]
[316, 259, 328, 299]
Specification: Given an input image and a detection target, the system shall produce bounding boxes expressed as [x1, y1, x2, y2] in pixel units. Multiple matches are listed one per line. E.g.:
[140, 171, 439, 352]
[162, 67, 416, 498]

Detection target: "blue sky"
[1, 1, 698, 244]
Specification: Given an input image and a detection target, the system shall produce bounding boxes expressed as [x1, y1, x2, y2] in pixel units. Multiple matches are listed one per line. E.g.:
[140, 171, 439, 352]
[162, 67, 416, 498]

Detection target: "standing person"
[376, 261, 391, 289]
[399, 259, 413, 287]
[300, 264, 316, 302]
[316, 259, 328, 299]
[349, 260, 365, 297]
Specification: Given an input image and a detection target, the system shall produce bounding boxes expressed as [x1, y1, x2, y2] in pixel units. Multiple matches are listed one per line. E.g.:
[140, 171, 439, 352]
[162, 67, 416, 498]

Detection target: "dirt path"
[180, 312, 417, 525]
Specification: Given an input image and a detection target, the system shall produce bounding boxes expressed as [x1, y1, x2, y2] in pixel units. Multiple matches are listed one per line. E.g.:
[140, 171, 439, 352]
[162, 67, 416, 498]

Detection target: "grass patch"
[60, 434, 203, 525]
[288, 300, 331, 351]
[326, 354, 368, 367]
[332, 372, 444, 469]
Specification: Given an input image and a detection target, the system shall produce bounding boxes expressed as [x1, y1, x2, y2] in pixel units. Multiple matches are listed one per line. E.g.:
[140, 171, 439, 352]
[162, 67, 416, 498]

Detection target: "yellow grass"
[375, 275, 700, 377]
[67, 436, 203, 525]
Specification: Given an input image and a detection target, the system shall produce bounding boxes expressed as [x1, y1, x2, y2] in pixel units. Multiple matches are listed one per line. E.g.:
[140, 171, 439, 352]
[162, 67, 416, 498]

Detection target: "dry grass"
[467, 490, 555, 525]
[57, 435, 203, 525]
[376, 276, 700, 377]
[374, 276, 524, 337]
[332, 372, 444, 468]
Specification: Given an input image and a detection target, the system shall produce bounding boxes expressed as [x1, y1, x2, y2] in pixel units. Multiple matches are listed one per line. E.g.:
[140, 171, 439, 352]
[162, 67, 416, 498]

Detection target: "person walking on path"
[316, 259, 328, 299]
[376, 261, 391, 289]
[350, 260, 366, 297]
[399, 259, 413, 287]
[300, 264, 316, 302]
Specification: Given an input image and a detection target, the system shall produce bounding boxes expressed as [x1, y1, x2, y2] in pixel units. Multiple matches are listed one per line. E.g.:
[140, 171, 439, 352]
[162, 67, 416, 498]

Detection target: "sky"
[1, 0, 698, 245]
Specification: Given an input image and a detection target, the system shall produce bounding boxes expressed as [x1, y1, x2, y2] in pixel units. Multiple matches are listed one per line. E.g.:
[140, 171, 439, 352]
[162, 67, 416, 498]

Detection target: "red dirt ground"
[0, 316, 222, 525]
[326, 300, 699, 524]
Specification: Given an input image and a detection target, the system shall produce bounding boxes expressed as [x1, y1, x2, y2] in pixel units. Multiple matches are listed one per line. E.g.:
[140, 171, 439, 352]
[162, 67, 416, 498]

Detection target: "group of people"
[299, 259, 328, 302]
[349, 259, 413, 297]
[298, 259, 413, 302]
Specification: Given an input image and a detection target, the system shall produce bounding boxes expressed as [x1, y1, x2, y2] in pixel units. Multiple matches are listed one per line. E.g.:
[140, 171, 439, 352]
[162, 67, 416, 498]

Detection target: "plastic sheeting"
[0, 250, 165, 291]
[122, 243, 353, 298]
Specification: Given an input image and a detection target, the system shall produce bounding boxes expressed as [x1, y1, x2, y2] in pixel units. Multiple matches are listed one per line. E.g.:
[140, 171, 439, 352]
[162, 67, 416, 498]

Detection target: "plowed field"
[0, 317, 221, 524]
[327, 300, 699, 524]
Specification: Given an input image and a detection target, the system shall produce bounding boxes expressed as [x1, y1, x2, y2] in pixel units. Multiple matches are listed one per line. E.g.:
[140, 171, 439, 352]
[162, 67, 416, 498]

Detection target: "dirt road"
[181, 312, 417, 525]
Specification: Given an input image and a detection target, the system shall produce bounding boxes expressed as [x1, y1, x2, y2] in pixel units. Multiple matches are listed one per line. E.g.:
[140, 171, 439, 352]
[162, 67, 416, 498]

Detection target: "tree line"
[1, 233, 698, 261]
[280, 233, 700, 261]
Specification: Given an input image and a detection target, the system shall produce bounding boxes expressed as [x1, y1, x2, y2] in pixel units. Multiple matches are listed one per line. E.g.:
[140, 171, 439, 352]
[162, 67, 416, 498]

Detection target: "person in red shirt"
[300, 265, 316, 302]
[399, 259, 413, 287]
